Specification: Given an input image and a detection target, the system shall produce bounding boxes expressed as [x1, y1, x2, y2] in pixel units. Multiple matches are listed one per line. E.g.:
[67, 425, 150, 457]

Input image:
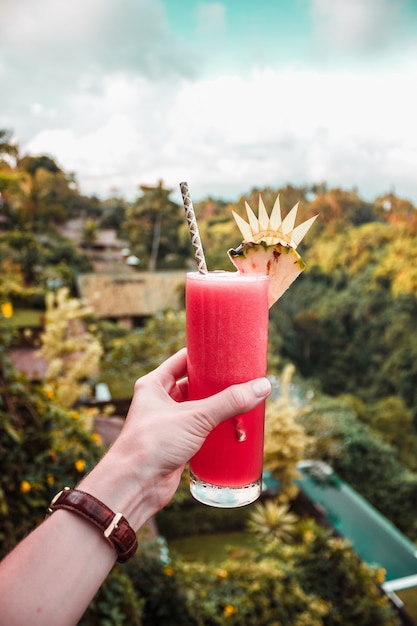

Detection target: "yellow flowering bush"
[39, 288, 103, 408]
[81, 517, 402, 626]
[263, 364, 311, 503]
[165, 520, 400, 626]
[0, 349, 103, 558]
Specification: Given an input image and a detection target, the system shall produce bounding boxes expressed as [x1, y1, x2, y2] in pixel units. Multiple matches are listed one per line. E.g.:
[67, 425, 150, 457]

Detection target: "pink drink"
[186, 271, 269, 507]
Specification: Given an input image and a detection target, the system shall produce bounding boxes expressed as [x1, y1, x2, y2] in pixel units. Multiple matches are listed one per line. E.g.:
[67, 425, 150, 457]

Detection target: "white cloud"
[0, 0, 192, 75]
[23, 65, 417, 203]
[310, 0, 410, 56]
[0, 0, 197, 141]
[2, 0, 417, 205]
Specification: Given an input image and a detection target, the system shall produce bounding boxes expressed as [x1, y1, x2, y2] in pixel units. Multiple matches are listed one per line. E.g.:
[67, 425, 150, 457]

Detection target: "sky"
[1, 0, 417, 205]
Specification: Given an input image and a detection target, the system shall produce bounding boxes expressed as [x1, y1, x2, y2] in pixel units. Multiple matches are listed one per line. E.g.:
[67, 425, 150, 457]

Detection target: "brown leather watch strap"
[46, 487, 138, 563]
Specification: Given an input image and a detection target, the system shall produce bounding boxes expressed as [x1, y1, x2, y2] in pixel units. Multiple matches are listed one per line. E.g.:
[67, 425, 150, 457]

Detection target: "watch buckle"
[104, 512, 123, 540]
[47, 487, 70, 514]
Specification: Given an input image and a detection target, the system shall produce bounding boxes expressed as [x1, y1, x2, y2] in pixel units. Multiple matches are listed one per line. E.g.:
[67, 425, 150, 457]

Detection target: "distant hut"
[76, 271, 186, 328]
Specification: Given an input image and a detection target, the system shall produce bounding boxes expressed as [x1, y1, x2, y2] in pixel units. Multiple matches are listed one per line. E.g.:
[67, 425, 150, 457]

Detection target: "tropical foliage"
[263, 364, 310, 502]
[123, 180, 191, 270]
[1, 127, 416, 623]
[39, 288, 103, 408]
[0, 332, 103, 558]
[82, 520, 400, 625]
[167, 520, 399, 626]
[247, 500, 299, 542]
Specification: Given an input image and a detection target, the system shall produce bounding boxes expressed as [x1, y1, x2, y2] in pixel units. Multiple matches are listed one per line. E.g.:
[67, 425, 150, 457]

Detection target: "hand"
[106, 348, 271, 520]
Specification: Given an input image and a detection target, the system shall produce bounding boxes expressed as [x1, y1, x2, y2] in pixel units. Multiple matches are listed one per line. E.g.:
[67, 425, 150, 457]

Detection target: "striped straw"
[180, 181, 208, 274]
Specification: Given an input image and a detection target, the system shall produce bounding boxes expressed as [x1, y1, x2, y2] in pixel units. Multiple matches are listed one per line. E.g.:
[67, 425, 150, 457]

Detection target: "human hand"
[109, 348, 271, 520]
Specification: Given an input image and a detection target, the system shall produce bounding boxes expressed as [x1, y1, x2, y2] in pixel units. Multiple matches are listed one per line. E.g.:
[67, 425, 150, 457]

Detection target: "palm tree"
[247, 499, 299, 543]
[126, 180, 185, 271]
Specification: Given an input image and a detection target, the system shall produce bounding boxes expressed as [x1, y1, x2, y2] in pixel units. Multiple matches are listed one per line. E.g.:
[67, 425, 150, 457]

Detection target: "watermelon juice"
[186, 271, 269, 507]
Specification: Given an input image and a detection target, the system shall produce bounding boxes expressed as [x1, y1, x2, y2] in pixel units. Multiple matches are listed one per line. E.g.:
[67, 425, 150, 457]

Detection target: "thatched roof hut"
[76, 271, 186, 324]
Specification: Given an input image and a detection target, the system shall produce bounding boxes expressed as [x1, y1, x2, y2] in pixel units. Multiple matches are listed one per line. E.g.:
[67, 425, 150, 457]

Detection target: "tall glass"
[186, 271, 269, 507]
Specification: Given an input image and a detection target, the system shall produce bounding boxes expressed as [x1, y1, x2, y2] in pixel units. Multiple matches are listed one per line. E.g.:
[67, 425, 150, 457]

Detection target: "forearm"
[0, 508, 116, 626]
[0, 439, 158, 626]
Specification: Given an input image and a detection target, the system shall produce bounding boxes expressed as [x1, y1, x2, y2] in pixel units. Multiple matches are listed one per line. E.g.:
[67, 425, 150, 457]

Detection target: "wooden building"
[76, 271, 186, 328]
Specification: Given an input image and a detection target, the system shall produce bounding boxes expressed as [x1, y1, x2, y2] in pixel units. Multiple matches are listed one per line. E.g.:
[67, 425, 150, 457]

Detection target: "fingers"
[149, 348, 188, 386]
[194, 378, 272, 428]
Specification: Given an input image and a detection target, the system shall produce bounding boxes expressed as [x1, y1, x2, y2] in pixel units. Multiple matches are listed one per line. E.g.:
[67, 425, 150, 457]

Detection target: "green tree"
[99, 195, 130, 231]
[172, 520, 399, 625]
[346, 394, 417, 470]
[0, 230, 91, 290]
[269, 218, 417, 416]
[101, 310, 186, 398]
[81, 219, 98, 247]
[308, 187, 377, 235]
[0, 130, 20, 222]
[16, 155, 76, 228]
[124, 180, 187, 270]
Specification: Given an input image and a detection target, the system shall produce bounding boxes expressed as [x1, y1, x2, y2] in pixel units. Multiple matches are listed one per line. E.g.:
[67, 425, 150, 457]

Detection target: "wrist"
[46, 487, 138, 563]
[77, 435, 159, 531]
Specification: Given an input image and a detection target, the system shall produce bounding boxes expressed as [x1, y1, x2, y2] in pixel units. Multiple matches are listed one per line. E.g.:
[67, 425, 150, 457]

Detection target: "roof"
[76, 271, 186, 318]
[59, 221, 128, 249]
[90, 230, 126, 248]
[9, 348, 49, 381]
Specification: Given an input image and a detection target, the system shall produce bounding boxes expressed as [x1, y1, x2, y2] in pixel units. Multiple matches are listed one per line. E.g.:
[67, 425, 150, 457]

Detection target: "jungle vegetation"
[1, 128, 415, 624]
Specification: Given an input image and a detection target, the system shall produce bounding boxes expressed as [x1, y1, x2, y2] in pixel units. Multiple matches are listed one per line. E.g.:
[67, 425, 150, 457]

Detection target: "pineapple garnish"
[228, 194, 317, 308]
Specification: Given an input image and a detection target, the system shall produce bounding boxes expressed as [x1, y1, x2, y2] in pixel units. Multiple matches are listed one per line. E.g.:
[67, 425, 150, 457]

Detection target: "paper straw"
[180, 181, 208, 274]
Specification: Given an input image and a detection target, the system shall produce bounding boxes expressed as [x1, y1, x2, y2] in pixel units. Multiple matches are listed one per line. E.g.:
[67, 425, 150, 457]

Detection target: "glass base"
[190, 472, 262, 508]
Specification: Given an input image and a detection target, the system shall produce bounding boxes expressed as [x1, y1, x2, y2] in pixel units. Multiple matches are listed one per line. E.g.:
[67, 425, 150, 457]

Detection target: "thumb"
[200, 378, 272, 429]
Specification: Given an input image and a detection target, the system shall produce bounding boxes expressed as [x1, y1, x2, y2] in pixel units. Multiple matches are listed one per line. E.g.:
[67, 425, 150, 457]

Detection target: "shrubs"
[174, 557, 328, 626]
[80, 567, 144, 626]
[167, 519, 399, 625]
[0, 354, 103, 557]
[73, 514, 405, 625]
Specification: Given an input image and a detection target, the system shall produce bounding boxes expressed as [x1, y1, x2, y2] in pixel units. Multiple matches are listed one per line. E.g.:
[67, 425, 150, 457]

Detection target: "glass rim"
[186, 270, 269, 281]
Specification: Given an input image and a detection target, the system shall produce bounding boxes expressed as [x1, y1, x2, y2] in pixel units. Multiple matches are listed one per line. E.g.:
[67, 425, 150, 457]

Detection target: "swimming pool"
[296, 460, 417, 592]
